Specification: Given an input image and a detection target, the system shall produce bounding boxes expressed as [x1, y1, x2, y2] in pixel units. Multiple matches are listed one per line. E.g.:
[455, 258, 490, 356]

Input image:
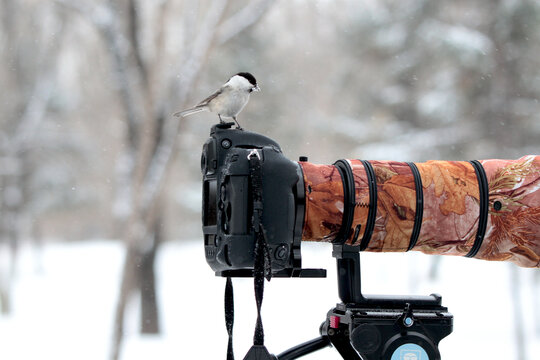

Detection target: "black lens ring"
[359, 160, 377, 251]
[406, 162, 423, 251]
[292, 164, 306, 270]
[333, 160, 356, 244]
[466, 160, 488, 258]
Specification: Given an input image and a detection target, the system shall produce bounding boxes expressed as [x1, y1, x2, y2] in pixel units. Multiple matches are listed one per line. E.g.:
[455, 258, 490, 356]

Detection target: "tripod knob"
[350, 324, 381, 355]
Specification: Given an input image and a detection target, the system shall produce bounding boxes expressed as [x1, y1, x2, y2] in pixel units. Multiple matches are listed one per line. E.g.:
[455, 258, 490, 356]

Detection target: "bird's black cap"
[236, 72, 257, 86]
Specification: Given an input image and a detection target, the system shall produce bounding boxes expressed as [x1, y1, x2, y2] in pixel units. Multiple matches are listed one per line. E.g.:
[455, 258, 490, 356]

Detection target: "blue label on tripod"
[390, 344, 429, 360]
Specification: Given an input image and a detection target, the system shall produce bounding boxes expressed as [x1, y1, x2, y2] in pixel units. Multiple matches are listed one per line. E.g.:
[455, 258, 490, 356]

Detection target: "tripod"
[274, 245, 453, 360]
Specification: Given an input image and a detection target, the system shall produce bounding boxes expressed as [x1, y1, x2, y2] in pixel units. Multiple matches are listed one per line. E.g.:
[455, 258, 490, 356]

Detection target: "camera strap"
[246, 150, 273, 358]
[224, 149, 273, 360]
[225, 277, 235, 360]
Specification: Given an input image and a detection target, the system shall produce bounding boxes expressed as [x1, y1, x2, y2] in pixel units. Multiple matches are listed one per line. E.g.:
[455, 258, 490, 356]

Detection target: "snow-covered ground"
[0, 240, 539, 359]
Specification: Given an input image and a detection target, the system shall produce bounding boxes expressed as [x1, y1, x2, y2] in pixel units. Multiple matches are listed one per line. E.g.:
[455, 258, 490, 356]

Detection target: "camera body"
[201, 123, 308, 276]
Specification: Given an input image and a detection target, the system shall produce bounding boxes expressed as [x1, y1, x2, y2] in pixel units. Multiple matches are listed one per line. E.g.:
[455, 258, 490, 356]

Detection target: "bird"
[174, 72, 260, 129]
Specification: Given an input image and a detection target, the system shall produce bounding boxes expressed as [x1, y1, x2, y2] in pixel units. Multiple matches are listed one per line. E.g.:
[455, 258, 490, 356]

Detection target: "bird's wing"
[195, 85, 228, 107]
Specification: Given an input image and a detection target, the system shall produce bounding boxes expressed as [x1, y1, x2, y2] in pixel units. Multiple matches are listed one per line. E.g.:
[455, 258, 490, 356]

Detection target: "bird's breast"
[209, 91, 249, 117]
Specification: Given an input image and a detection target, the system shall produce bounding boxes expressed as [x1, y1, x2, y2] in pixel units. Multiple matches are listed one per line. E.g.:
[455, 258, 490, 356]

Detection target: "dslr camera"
[201, 123, 454, 360]
[202, 122, 540, 358]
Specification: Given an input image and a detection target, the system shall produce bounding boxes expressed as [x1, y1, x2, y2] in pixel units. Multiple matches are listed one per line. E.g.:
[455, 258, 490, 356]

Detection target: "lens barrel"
[300, 156, 540, 267]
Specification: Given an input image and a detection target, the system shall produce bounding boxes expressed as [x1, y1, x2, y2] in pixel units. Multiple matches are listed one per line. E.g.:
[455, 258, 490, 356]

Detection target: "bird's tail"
[173, 106, 207, 118]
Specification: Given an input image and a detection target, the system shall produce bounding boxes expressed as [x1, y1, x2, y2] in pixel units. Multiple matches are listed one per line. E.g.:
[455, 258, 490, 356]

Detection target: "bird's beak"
[252, 85, 261, 92]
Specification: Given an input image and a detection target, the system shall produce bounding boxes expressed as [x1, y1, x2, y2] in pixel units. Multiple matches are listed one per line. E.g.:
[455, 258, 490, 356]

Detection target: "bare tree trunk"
[0, 197, 19, 315]
[111, 245, 139, 360]
[31, 219, 44, 274]
[110, 212, 161, 359]
[140, 209, 162, 334]
[111, 204, 163, 359]
[428, 255, 442, 281]
[0, 239, 11, 314]
[0, 0, 65, 316]
[56, 1, 276, 358]
[0, 287, 9, 314]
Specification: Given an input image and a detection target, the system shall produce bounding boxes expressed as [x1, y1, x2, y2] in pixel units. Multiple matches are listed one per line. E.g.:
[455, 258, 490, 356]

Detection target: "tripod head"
[320, 245, 452, 360]
[274, 245, 452, 360]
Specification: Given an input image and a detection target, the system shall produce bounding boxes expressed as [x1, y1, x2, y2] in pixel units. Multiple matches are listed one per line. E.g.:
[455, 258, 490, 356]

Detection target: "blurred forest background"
[1, 0, 539, 359]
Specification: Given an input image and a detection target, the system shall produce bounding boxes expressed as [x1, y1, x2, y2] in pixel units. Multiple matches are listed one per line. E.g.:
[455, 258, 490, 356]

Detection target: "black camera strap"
[225, 276, 235, 360]
[246, 150, 273, 358]
[224, 149, 273, 360]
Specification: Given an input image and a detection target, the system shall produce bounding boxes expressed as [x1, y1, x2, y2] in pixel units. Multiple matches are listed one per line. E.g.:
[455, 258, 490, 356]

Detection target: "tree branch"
[12, 75, 55, 152]
[127, 0, 149, 86]
[55, 0, 141, 152]
[141, 0, 229, 212]
[216, 0, 275, 45]
[142, 0, 276, 218]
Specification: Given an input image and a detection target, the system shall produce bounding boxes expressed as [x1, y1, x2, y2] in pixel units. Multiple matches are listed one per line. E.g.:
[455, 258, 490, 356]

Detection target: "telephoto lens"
[300, 156, 540, 268]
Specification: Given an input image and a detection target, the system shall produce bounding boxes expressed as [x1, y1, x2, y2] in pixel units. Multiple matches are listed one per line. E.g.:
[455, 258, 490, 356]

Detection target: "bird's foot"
[232, 117, 243, 130]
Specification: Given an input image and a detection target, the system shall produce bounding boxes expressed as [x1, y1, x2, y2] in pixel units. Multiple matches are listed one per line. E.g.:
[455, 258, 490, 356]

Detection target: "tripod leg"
[327, 331, 363, 360]
[275, 336, 331, 360]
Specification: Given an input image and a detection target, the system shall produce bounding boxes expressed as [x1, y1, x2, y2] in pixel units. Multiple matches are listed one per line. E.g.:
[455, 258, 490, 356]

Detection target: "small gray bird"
[174, 72, 260, 129]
